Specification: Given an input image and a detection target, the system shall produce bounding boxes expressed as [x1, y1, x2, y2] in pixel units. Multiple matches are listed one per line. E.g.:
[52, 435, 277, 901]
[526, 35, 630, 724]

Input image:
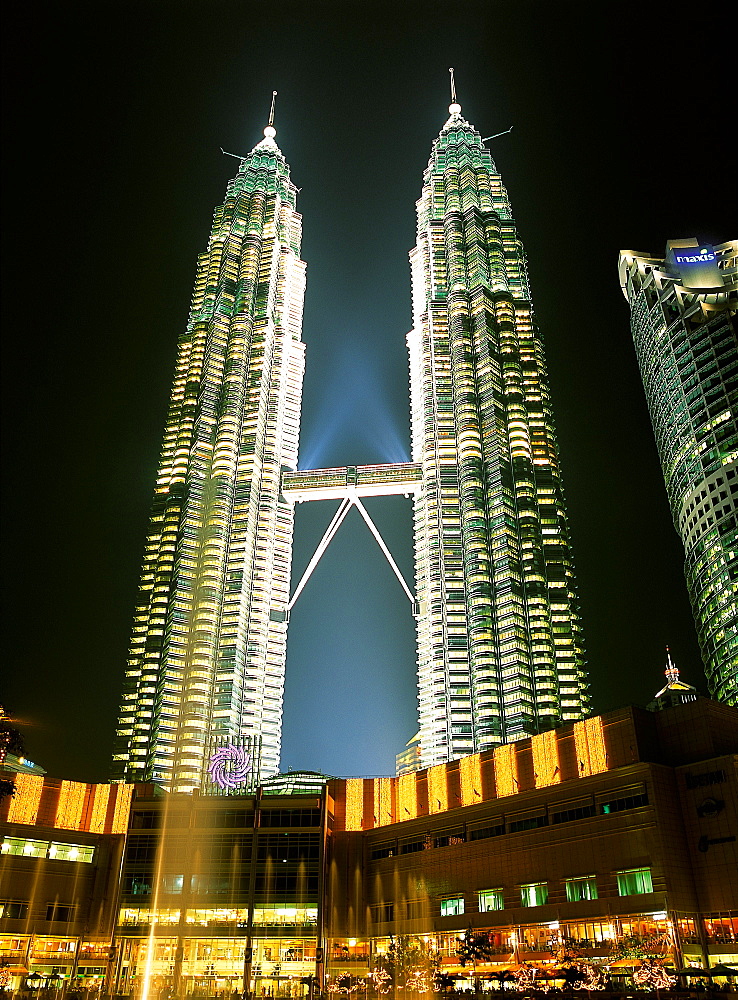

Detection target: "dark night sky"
[2, 1, 735, 782]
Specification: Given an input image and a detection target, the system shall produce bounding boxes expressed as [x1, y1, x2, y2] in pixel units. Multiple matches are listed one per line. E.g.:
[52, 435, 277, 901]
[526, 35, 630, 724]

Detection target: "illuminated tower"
[407, 80, 589, 766]
[112, 101, 306, 789]
[619, 238, 738, 705]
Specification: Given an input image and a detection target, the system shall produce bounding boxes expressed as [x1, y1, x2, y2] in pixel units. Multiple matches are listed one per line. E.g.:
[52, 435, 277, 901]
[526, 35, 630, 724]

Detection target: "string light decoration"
[514, 963, 539, 990]
[459, 753, 482, 806]
[374, 777, 393, 826]
[573, 716, 608, 777]
[367, 969, 391, 994]
[6, 773, 43, 825]
[405, 970, 433, 993]
[494, 742, 517, 797]
[111, 783, 134, 834]
[55, 780, 87, 830]
[397, 772, 418, 820]
[427, 764, 448, 813]
[345, 778, 363, 831]
[88, 784, 111, 834]
[632, 961, 676, 990]
[531, 729, 560, 788]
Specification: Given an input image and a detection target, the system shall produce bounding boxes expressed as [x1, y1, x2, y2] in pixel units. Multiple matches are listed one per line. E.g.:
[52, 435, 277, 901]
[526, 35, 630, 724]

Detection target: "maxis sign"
[674, 249, 716, 264]
[668, 242, 721, 289]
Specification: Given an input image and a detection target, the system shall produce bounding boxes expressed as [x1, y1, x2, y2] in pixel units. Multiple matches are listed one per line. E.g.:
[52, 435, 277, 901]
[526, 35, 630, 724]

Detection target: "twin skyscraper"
[112, 90, 592, 791]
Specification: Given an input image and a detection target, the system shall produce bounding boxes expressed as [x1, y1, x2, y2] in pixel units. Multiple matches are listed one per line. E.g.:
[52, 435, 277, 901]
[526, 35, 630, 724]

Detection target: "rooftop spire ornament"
[664, 646, 679, 685]
[264, 90, 278, 141]
[448, 67, 461, 116]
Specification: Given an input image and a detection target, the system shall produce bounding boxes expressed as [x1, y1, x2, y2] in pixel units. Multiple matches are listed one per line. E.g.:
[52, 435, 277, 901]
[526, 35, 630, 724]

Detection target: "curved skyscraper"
[619, 239, 738, 705]
[112, 113, 306, 790]
[407, 94, 589, 765]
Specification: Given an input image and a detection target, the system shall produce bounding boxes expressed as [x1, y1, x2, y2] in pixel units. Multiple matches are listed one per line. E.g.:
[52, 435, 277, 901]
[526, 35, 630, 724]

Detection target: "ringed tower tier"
[407, 92, 590, 765]
[112, 109, 306, 790]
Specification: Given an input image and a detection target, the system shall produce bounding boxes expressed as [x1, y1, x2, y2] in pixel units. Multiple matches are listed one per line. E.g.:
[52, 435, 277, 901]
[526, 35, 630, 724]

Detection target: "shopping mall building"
[1, 700, 736, 995]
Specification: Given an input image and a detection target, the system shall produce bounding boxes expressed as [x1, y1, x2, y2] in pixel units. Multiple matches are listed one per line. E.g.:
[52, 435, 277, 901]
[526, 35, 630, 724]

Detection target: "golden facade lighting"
[6, 773, 44, 825]
[88, 784, 111, 834]
[427, 764, 449, 814]
[344, 778, 364, 832]
[55, 780, 87, 830]
[459, 754, 482, 806]
[397, 773, 418, 820]
[493, 742, 517, 797]
[531, 729, 561, 788]
[574, 717, 608, 777]
[111, 784, 135, 834]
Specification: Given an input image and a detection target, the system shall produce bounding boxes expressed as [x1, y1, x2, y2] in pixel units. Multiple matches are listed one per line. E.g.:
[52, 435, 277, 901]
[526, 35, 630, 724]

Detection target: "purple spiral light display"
[207, 744, 253, 790]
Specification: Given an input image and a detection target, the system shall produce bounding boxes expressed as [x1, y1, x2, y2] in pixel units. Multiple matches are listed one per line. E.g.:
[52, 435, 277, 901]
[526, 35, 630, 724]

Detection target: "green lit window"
[48, 842, 95, 863]
[565, 877, 598, 902]
[520, 882, 548, 907]
[478, 889, 504, 912]
[616, 868, 653, 896]
[440, 896, 465, 917]
[1, 838, 48, 858]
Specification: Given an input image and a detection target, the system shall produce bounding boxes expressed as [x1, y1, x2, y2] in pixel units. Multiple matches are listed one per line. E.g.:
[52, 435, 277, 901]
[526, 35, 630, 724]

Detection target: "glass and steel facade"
[113, 123, 306, 789]
[408, 103, 589, 765]
[619, 239, 738, 705]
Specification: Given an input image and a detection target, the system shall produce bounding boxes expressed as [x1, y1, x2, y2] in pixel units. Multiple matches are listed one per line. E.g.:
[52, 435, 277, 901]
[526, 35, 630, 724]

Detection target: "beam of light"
[299, 335, 409, 470]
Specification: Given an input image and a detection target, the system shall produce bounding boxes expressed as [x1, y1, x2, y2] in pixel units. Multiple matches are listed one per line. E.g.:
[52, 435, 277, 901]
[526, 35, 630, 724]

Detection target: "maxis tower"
[112, 113, 306, 790]
[113, 89, 590, 789]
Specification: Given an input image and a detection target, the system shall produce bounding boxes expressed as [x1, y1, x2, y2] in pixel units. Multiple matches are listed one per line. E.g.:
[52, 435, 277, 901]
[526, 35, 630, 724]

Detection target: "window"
[370, 843, 395, 860]
[46, 903, 75, 922]
[1, 838, 47, 858]
[440, 896, 465, 917]
[478, 889, 504, 912]
[48, 842, 95, 863]
[616, 868, 653, 896]
[0, 901, 28, 919]
[520, 883, 548, 907]
[601, 792, 648, 814]
[565, 877, 598, 902]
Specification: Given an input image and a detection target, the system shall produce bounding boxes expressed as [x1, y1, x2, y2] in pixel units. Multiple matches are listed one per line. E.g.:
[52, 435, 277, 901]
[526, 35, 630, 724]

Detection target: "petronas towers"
[113, 88, 589, 791]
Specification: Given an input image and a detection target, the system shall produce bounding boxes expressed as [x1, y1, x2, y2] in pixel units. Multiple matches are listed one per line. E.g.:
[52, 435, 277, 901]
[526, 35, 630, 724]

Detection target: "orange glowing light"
[459, 754, 482, 806]
[375, 777, 393, 826]
[7, 773, 44, 825]
[493, 743, 517, 797]
[427, 763, 448, 814]
[574, 716, 608, 777]
[345, 778, 364, 831]
[55, 780, 87, 830]
[531, 729, 560, 788]
[88, 784, 111, 834]
[111, 784, 134, 834]
[397, 773, 418, 820]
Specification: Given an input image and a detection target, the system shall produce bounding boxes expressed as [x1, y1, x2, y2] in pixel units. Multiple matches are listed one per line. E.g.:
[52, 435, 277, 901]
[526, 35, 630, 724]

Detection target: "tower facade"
[619, 239, 738, 705]
[407, 99, 589, 766]
[113, 120, 306, 790]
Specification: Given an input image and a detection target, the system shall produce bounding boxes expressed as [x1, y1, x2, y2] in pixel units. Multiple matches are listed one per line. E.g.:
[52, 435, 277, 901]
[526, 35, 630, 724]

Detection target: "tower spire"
[664, 646, 679, 685]
[448, 67, 461, 116]
[263, 90, 278, 142]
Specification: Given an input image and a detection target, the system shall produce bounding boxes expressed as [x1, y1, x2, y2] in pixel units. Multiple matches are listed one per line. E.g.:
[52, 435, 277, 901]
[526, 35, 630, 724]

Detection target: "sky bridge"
[281, 462, 423, 503]
[281, 463, 422, 613]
